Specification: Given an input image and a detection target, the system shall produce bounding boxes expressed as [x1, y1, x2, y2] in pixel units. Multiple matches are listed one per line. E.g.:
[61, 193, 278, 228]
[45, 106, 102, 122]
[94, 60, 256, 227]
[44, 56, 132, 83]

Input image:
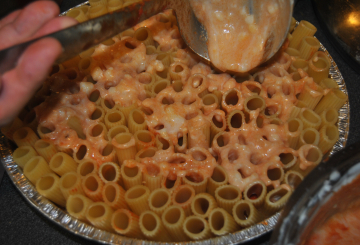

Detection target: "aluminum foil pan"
[0, 5, 350, 244]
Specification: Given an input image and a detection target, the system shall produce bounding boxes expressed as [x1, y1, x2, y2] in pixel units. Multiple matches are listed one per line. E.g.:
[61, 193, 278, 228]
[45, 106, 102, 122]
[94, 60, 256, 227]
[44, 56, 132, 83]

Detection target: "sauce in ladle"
[190, 0, 287, 72]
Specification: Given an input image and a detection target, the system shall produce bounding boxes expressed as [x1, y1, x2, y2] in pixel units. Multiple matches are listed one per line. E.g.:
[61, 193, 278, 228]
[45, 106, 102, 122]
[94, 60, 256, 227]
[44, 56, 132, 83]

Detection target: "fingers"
[0, 38, 62, 126]
[0, 1, 60, 49]
[0, 9, 21, 29]
[33, 16, 78, 38]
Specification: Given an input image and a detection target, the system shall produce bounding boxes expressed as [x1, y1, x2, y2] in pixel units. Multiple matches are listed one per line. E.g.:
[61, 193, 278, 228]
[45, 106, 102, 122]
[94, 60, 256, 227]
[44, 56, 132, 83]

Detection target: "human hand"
[0, 0, 77, 126]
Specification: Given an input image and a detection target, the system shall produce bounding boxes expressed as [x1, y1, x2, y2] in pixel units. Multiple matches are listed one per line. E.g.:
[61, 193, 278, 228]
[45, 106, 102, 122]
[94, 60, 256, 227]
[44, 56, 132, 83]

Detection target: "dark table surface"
[1, 0, 360, 244]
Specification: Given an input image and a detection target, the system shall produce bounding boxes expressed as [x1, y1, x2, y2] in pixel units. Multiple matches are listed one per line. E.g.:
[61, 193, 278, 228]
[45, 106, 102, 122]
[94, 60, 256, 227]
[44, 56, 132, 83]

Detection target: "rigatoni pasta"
[3, 7, 349, 243]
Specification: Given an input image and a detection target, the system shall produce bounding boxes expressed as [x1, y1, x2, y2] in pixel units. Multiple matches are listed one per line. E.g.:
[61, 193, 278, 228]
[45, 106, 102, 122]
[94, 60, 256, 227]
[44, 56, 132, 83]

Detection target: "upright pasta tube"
[50, 152, 78, 176]
[298, 36, 321, 60]
[208, 207, 239, 236]
[66, 194, 93, 222]
[86, 202, 114, 232]
[134, 130, 156, 151]
[319, 108, 338, 128]
[299, 108, 321, 129]
[298, 127, 320, 148]
[161, 205, 187, 242]
[112, 209, 142, 238]
[23, 156, 53, 185]
[112, 132, 137, 164]
[102, 182, 128, 210]
[308, 56, 330, 83]
[191, 193, 217, 219]
[172, 184, 196, 216]
[148, 188, 172, 216]
[292, 144, 323, 176]
[183, 216, 212, 240]
[215, 185, 242, 214]
[13, 127, 39, 147]
[283, 170, 303, 191]
[318, 124, 339, 153]
[289, 20, 317, 49]
[286, 118, 303, 149]
[232, 200, 260, 228]
[161, 175, 182, 193]
[182, 172, 208, 194]
[207, 164, 229, 196]
[98, 162, 121, 184]
[36, 173, 66, 207]
[107, 125, 129, 141]
[59, 171, 84, 200]
[13, 146, 38, 169]
[139, 211, 172, 242]
[82, 173, 104, 202]
[104, 110, 126, 129]
[34, 139, 57, 163]
[243, 180, 267, 208]
[77, 159, 98, 177]
[125, 185, 150, 216]
[127, 109, 147, 134]
[121, 164, 142, 190]
[264, 185, 292, 215]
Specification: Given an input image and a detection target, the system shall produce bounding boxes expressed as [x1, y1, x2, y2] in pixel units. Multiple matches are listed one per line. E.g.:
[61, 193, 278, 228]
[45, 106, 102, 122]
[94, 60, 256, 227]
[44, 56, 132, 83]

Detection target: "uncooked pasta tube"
[286, 118, 303, 149]
[34, 139, 57, 163]
[148, 188, 172, 216]
[161, 205, 187, 242]
[207, 164, 229, 196]
[288, 57, 308, 73]
[299, 108, 321, 129]
[283, 170, 303, 191]
[127, 109, 147, 134]
[161, 175, 181, 193]
[107, 0, 124, 12]
[13, 127, 39, 147]
[49, 152, 78, 176]
[289, 20, 317, 49]
[66, 194, 93, 222]
[112, 132, 137, 164]
[215, 184, 242, 214]
[292, 144, 323, 176]
[264, 185, 292, 214]
[121, 164, 142, 190]
[102, 182, 128, 210]
[134, 130, 156, 151]
[104, 110, 126, 129]
[59, 171, 84, 200]
[82, 173, 104, 202]
[172, 184, 196, 216]
[243, 180, 267, 208]
[77, 159, 98, 177]
[191, 192, 217, 219]
[36, 173, 66, 207]
[319, 108, 338, 128]
[139, 211, 172, 242]
[308, 56, 330, 83]
[88, 4, 108, 19]
[318, 124, 339, 153]
[111, 209, 141, 238]
[13, 146, 38, 169]
[208, 207, 239, 236]
[107, 125, 129, 141]
[125, 185, 150, 216]
[298, 127, 320, 148]
[297, 84, 323, 110]
[232, 200, 260, 228]
[182, 173, 208, 194]
[298, 36, 321, 60]
[86, 121, 107, 142]
[23, 156, 52, 185]
[183, 215, 212, 240]
[86, 202, 114, 231]
[134, 27, 154, 46]
[98, 162, 121, 184]
[314, 88, 348, 114]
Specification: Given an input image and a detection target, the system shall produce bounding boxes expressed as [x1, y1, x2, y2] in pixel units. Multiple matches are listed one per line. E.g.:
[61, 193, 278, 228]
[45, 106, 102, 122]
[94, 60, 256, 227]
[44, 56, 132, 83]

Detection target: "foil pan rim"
[0, 11, 350, 245]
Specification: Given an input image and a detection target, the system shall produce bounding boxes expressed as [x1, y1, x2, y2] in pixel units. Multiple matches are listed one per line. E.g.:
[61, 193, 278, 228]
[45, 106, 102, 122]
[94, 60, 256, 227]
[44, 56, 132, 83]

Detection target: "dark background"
[0, 0, 359, 244]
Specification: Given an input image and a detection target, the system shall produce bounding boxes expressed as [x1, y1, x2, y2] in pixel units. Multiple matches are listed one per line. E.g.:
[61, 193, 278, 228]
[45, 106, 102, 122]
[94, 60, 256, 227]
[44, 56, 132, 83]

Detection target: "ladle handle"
[0, 0, 169, 75]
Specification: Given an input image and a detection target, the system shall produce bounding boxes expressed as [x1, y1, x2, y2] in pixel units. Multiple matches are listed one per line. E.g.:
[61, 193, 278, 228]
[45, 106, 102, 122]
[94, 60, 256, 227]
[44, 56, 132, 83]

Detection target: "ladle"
[0, 0, 293, 74]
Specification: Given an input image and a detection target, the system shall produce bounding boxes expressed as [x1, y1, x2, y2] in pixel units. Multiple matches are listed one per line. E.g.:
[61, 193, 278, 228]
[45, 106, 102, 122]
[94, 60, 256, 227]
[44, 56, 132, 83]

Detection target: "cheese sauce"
[190, 0, 289, 72]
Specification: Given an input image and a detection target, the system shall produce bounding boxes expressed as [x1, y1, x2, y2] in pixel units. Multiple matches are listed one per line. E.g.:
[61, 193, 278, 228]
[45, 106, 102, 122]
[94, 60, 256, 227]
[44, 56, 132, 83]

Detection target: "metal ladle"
[0, 0, 293, 74]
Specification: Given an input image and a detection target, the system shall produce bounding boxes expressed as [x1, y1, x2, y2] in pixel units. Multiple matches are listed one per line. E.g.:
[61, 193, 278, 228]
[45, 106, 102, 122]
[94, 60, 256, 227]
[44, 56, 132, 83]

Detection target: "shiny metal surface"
[0, 0, 293, 75]
[270, 140, 360, 245]
[312, 0, 360, 74]
[0, 33, 350, 245]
